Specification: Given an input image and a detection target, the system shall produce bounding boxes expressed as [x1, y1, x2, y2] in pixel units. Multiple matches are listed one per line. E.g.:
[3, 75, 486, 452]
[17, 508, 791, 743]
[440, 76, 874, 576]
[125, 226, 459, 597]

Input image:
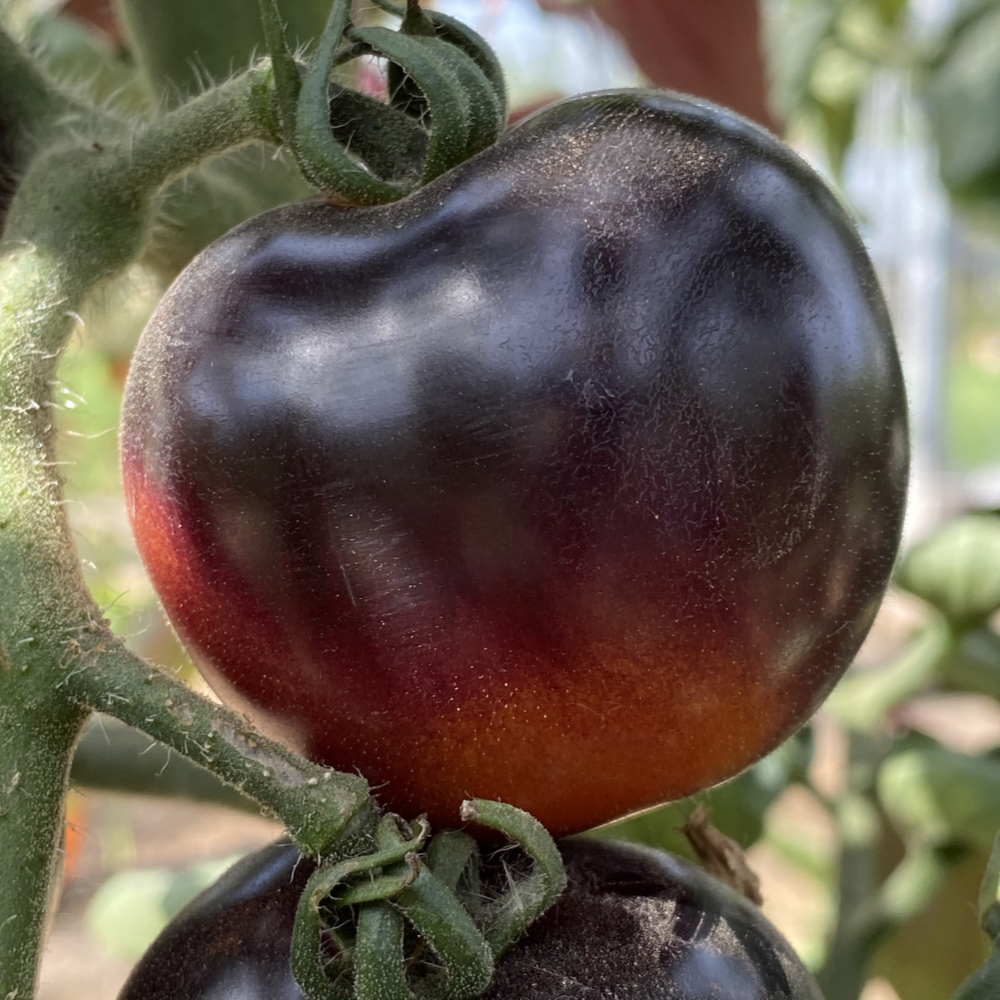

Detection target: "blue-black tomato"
[118, 837, 823, 1000]
[122, 90, 908, 836]
[119, 840, 314, 1000]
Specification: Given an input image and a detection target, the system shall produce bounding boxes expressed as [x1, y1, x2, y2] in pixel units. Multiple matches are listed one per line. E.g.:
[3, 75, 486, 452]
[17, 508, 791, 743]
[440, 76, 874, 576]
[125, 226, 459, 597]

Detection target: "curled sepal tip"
[348, 26, 494, 183]
[393, 859, 495, 999]
[353, 902, 412, 999]
[290, 814, 430, 999]
[460, 798, 568, 958]
[291, 813, 495, 1000]
[260, 0, 507, 204]
[372, 0, 507, 111]
[295, 0, 407, 204]
[258, 0, 302, 143]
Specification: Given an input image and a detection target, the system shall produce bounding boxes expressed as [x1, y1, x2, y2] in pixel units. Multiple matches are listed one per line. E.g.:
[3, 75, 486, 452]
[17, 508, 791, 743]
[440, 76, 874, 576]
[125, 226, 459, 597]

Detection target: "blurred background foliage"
[5, 0, 1000, 996]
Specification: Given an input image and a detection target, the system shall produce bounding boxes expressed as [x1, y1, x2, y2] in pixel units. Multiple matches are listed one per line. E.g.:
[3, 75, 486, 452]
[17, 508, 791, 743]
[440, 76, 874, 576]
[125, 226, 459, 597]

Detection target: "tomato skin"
[118, 837, 822, 1000]
[122, 90, 908, 835]
[117, 840, 316, 1000]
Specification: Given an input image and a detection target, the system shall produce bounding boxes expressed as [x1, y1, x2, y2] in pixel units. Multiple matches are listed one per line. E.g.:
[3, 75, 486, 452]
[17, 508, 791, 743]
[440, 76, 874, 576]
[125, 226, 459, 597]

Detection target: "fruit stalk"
[63, 640, 375, 858]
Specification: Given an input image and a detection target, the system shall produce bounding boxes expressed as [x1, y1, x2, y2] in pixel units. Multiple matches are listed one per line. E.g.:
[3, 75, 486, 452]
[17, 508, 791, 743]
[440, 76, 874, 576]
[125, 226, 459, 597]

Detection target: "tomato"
[117, 840, 315, 1000]
[121, 90, 908, 836]
[484, 838, 824, 1000]
[118, 837, 822, 1000]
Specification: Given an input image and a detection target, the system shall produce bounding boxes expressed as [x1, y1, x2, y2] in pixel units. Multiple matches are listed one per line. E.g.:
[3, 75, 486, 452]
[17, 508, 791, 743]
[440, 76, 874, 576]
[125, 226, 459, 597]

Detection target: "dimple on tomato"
[121, 90, 908, 836]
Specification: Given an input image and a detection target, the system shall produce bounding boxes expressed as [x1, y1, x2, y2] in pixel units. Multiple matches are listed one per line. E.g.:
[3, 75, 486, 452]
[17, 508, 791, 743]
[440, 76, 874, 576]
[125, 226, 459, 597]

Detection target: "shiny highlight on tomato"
[122, 91, 908, 835]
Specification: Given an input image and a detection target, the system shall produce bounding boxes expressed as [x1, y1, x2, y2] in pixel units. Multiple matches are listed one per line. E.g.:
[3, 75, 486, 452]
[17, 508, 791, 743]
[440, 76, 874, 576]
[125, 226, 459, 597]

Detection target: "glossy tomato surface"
[122, 90, 908, 835]
[118, 840, 316, 1000]
[119, 837, 823, 1000]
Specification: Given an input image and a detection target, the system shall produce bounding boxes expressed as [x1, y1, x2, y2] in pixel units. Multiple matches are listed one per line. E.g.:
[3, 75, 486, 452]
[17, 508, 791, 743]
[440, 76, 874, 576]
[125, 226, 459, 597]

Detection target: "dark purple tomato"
[119, 837, 823, 1000]
[117, 840, 316, 1000]
[121, 89, 908, 836]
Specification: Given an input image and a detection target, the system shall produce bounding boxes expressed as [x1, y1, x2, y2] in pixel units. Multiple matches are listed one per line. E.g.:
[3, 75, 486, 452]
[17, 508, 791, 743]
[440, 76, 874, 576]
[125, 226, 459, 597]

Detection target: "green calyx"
[290, 800, 566, 1000]
[260, 0, 508, 205]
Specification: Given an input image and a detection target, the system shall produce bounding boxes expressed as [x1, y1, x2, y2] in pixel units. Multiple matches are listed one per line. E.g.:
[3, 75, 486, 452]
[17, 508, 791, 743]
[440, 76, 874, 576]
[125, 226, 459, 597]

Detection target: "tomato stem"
[816, 731, 958, 1000]
[70, 714, 264, 811]
[0, 699, 88, 1000]
[61, 635, 376, 857]
[0, 29, 78, 202]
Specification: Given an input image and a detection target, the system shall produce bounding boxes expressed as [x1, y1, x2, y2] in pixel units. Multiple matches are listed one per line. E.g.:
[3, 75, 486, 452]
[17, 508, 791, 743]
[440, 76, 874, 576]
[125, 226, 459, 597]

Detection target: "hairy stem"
[70, 714, 259, 813]
[0, 52, 298, 999]
[62, 635, 374, 857]
[0, 701, 87, 1000]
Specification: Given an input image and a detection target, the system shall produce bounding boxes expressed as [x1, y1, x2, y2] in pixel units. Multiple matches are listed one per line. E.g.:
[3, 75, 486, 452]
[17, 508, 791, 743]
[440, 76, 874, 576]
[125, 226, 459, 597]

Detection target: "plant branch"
[62, 633, 374, 857]
[0, 59, 300, 1000]
[70, 714, 259, 813]
[2, 61, 281, 301]
[0, 63, 286, 697]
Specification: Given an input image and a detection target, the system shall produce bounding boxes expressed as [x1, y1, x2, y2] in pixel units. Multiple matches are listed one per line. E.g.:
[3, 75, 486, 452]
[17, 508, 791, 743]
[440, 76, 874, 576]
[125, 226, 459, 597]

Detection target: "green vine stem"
[70, 715, 260, 813]
[0, 38, 365, 998]
[814, 731, 962, 1000]
[61, 639, 374, 855]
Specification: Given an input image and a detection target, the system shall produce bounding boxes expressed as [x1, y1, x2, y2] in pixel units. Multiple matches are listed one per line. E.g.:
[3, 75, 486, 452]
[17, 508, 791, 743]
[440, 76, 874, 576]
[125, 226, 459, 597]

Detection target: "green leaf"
[814, 96, 860, 177]
[898, 514, 1000, 626]
[589, 733, 811, 857]
[806, 37, 870, 174]
[84, 856, 239, 961]
[873, 0, 909, 28]
[939, 627, 1000, 700]
[878, 740, 1000, 850]
[764, 0, 838, 122]
[872, 846, 993, 1000]
[826, 615, 952, 731]
[923, 2, 1000, 204]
